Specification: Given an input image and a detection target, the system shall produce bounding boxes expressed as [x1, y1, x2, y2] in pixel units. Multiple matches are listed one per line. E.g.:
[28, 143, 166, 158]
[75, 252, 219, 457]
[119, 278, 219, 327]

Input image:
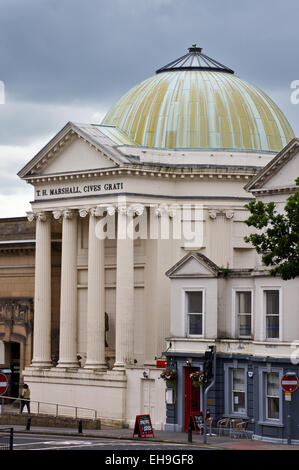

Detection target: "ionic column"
[54, 209, 79, 368]
[29, 211, 52, 367]
[80, 207, 107, 370]
[113, 205, 135, 369]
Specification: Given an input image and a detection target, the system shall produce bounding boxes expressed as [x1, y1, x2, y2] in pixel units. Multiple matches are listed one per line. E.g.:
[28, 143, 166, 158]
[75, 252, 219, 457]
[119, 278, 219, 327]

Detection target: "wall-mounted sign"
[281, 374, 298, 393]
[165, 388, 175, 405]
[156, 360, 166, 369]
[0, 373, 8, 396]
[133, 414, 154, 438]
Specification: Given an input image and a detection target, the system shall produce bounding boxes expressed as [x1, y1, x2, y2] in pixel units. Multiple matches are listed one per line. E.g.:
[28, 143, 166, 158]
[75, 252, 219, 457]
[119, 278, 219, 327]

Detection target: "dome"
[101, 46, 294, 153]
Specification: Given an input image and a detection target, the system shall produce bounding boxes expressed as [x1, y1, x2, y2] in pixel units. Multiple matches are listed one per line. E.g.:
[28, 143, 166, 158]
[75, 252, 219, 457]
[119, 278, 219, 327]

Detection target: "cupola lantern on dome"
[155, 45, 234, 74]
[101, 45, 294, 152]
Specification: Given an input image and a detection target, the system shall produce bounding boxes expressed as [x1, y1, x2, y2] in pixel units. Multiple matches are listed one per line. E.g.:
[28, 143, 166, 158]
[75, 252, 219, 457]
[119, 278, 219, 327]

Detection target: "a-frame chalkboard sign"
[133, 414, 155, 438]
[188, 411, 204, 434]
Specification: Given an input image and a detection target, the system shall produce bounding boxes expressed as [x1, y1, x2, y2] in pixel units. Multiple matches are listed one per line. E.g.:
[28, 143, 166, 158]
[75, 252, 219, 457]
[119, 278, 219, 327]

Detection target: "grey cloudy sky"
[0, 0, 298, 216]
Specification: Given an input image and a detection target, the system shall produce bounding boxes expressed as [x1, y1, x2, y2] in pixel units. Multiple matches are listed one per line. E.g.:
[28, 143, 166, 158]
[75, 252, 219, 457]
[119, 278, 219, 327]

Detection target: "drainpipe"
[203, 346, 216, 444]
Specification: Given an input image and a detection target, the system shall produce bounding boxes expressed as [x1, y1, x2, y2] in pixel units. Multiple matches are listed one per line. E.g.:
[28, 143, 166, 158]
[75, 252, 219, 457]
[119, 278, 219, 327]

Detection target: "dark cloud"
[0, 0, 298, 141]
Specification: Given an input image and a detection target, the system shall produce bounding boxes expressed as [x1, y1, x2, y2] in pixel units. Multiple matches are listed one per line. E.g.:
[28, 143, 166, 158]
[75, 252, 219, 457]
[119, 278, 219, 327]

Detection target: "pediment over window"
[166, 252, 220, 278]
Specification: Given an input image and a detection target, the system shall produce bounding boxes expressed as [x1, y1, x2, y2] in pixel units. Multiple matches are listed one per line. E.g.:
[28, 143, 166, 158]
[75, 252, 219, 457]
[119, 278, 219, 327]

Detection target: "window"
[186, 291, 203, 336]
[265, 290, 280, 339]
[232, 368, 246, 414]
[266, 372, 280, 420]
[224, 363, 248, 416]
[236, 291, 252, 337]
[259, 367, 282, 425]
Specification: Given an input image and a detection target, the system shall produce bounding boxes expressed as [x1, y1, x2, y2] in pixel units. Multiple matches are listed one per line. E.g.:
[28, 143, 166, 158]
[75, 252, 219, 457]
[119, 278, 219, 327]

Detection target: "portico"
[28, 203, 139, 373]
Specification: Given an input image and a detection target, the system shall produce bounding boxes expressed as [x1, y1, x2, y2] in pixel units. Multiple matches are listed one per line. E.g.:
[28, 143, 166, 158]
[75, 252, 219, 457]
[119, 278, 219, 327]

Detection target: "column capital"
[154, 204, 174, 217]
[116, 203, 144, 217]
[79, 208, 90, 218]
[27, 211, 35, 222]
[128, 203, 144, 216]
[27, 211, 51, 223]
[53, 209, 78, 220]
[106, 205, 116, 216]
[63, 209, 77, 219]
[79, 206, 109, 218]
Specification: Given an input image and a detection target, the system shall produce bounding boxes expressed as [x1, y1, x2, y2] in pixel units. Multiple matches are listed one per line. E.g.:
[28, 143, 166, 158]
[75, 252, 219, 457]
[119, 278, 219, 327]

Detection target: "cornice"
[24, 163, 257, 185]
[250, 184, 297, 197]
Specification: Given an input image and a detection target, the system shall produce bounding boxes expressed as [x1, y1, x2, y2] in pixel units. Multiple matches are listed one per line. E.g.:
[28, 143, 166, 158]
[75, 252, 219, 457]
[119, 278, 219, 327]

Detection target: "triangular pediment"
[42, 138, 115, 174]
[261, 150, 299, 190]
[18, 122, 132, 179]
[166, 252, 220, 278]
[245, 138, 299, 193]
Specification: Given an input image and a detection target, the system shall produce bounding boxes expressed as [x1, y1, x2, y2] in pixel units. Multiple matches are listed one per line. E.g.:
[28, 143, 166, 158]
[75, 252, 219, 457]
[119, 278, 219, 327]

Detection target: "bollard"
[9, 427, 13, 451]
[26, 417, 31, 431]
[188, 425, 192, 443]
[78, 419, 83, 434]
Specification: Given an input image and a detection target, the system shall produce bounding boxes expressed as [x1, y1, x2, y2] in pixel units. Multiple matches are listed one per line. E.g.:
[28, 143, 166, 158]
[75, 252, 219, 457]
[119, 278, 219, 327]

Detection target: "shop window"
[258, 367, 282, 425]
[224, 364, 248, 417]
[266, 372, 280, 420]
[236, 291, 252, 338]
[232, 368, 246, 414]
[185, 291, 203, 337]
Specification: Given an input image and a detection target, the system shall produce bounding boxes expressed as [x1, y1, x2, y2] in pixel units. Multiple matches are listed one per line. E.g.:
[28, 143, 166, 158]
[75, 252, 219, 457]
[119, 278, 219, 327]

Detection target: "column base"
[56, 361, 79, 369]
[112, 362, 126, 371]
[31, 360, 52, 368]
[84, 362, 107, 371]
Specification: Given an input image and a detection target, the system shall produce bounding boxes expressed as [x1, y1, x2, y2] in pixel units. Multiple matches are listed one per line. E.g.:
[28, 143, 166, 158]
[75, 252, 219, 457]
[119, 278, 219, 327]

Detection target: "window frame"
[183, 288, 205, 338]
[233, 289, 253, 339]
[263, 288, 282, 341]
[224, 363, 248, 418]
[258, 367, 283, 425]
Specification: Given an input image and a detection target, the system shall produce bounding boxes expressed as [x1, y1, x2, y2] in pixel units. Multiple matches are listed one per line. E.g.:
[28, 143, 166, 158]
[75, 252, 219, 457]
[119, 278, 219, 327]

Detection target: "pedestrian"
[20, 383, 30, 414]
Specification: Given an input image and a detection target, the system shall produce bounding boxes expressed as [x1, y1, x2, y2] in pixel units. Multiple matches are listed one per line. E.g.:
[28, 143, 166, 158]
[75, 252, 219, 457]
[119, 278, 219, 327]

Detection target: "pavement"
[3, 422, 299, 451]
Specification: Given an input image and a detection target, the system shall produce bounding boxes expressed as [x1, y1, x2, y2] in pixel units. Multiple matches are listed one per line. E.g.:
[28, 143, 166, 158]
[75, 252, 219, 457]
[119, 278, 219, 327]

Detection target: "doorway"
[4, 342, 20, 398]
[184, 367, 201, 431]
[141, 379, 156, 422]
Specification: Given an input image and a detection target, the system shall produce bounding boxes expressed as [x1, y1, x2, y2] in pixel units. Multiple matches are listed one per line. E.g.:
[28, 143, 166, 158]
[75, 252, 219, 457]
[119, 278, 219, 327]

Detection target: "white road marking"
[14, 440, 103, 450]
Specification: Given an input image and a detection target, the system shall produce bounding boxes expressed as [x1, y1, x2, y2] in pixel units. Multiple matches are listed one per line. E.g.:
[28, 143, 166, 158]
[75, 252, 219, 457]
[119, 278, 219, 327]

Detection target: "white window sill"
[258, 420, 284, 427]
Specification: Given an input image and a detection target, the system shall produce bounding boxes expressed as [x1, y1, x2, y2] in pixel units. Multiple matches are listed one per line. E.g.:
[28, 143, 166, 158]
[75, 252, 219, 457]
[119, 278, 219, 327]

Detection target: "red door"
[184, 367, 201, 431]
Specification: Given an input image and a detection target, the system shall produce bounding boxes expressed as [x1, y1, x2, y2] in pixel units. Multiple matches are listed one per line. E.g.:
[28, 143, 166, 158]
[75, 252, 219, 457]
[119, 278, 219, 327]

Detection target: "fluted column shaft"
[114, 207, 134, 369]
[57, 210, 78, 368]
[84, 209, 107, 369]
[31, 212, 52, 367]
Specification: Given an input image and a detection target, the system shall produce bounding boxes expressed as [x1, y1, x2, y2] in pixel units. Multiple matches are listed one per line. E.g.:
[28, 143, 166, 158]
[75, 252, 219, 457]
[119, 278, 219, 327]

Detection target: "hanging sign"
[133, 414, 155, 438]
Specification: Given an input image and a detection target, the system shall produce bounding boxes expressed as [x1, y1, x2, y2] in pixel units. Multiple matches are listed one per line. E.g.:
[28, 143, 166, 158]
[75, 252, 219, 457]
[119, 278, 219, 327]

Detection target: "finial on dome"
[188, 44, 202, 53]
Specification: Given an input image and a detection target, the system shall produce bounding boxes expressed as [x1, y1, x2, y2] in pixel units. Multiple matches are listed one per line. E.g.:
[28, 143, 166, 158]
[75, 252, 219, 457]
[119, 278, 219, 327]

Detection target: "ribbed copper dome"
[101, 47, 294, 152]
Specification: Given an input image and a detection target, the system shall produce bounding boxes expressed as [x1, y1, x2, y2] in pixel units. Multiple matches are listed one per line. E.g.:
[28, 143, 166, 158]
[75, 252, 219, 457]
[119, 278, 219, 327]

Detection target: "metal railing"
[0, 427, 14, 450]
[0, 396, 98, 420]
